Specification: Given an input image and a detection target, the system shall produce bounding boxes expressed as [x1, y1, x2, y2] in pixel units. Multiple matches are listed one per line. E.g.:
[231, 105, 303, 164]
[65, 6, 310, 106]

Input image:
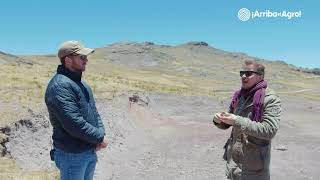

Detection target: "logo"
[237, 8, 302, 22]
[238, 8, 251, 22]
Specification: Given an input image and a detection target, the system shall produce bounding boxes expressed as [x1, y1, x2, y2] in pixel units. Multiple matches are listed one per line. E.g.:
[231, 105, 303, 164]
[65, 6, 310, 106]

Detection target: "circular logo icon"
[238, 8, 251, 21]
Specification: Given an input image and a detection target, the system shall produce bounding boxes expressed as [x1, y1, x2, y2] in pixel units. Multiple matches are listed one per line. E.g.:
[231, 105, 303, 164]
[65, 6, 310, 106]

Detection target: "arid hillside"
[0, 42, 319, 179]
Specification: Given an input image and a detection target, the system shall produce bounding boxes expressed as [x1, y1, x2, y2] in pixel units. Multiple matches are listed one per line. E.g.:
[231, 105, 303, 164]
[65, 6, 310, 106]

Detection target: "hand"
[219, 113, 237, 125]
[213, 112, 229, 124]
[101, 136, 109, 148]
[96, 144, 104, 152]
[96, 136, 109, 152]
[213, 112, 222, 124]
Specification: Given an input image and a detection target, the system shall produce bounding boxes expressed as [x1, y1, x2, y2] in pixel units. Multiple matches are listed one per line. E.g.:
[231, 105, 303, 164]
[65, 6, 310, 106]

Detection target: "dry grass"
[0, 157, 58, 180]
[1, 58, 319, 126]
[0, 59, 231, 125]
[0, 63, 54, 126]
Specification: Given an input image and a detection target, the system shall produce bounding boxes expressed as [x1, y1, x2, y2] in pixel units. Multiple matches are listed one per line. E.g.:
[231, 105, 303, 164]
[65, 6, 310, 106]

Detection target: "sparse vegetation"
[0, 42, 319, 179]
[0, 157, 58, 180]
[1, 44, 320, 126]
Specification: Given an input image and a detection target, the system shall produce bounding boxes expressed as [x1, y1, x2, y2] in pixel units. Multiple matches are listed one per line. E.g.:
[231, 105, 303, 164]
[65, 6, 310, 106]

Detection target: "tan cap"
[58, 40, 94, 58]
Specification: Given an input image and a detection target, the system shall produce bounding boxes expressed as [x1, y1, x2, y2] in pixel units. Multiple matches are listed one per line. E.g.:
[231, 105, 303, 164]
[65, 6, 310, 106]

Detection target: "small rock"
[275, 145, 288, 151]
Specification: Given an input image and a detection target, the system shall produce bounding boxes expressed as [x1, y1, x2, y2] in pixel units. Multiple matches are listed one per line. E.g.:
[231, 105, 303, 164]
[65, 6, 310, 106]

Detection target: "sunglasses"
[239, 71, 260, 77]
[69, 53, 87, 61]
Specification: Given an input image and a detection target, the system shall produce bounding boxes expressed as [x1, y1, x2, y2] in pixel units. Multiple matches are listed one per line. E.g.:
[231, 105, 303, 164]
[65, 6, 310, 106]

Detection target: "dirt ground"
[3, 93, 320, 180]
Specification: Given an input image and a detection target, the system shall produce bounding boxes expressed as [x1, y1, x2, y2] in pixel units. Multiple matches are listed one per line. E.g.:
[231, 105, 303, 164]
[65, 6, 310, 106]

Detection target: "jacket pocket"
[243, 140, 269, 171]
[231, 141, 243, 164]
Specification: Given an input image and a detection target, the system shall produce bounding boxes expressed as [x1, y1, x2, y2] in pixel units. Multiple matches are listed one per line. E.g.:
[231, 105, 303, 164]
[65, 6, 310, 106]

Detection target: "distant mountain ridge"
[0, 41, 318, 75]
[0, 51, 34, 65]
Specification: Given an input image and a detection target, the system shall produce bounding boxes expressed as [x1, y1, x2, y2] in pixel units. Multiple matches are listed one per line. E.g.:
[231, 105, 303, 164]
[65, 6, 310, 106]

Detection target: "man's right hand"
[96, 136, 109, 152]
[101, 136, 109, 148]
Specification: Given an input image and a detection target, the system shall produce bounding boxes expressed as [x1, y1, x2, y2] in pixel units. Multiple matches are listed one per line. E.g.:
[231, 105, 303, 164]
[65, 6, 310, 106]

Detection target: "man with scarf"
[213, 60, 281, 180]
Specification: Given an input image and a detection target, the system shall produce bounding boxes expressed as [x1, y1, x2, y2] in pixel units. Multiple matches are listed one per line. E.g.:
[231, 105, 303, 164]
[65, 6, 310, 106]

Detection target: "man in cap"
[45, 40, 108, 180]
[213, 60, 281, 180]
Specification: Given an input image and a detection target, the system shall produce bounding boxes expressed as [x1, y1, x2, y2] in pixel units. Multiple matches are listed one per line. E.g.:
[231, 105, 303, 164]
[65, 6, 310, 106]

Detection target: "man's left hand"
[220, 113, 237, 125]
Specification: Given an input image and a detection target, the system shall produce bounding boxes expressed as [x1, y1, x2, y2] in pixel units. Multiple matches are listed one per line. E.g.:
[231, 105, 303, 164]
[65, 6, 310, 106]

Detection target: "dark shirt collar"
[57, 65, 82, 82]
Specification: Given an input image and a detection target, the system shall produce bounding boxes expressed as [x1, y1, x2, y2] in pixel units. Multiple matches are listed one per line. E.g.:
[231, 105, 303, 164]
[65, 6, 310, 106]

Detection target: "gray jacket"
[216, 88, 281, 180]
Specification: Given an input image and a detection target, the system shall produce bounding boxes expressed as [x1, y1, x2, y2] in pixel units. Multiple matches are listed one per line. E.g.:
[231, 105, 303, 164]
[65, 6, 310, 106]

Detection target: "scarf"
[229, 80, 267, 122]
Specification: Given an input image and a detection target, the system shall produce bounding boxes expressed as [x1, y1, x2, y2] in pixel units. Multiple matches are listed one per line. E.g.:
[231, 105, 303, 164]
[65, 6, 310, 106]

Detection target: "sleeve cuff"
[234, 116, 245, 130]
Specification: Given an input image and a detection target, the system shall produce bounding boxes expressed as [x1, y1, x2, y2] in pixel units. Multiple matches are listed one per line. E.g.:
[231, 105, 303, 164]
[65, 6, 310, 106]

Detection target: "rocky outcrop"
[186, 41, 208, 46]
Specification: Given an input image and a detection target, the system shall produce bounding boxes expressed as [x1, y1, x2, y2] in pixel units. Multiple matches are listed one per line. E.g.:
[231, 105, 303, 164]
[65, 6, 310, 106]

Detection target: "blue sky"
[0, 0, 319, 68]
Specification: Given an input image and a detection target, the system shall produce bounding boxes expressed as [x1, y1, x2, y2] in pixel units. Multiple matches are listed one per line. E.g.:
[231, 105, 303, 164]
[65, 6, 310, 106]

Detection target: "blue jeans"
[54, 148, 97, 180]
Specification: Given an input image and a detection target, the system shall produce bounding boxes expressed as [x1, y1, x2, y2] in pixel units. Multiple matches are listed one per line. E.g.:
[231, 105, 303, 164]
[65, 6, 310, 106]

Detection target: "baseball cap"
[58, 40, 94, 58]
